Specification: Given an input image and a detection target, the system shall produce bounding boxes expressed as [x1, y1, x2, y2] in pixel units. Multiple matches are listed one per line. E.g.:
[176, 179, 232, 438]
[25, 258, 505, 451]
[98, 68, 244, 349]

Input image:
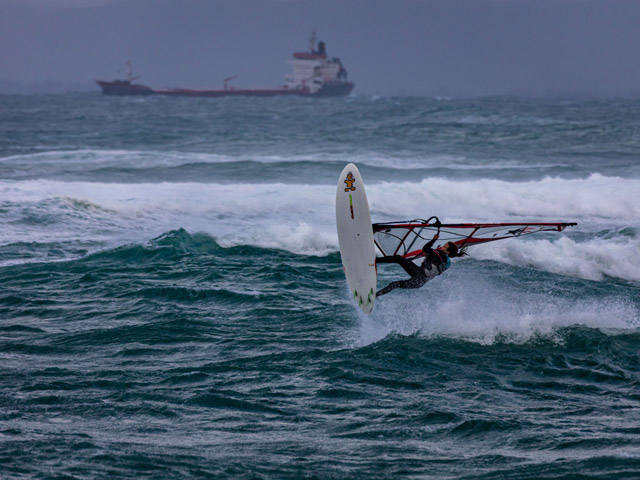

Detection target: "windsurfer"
[375, 234, 459, 297]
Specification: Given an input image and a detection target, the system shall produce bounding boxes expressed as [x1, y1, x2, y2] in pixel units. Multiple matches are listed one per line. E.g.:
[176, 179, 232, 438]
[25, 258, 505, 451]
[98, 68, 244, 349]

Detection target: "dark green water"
[1, 94, 639, 478]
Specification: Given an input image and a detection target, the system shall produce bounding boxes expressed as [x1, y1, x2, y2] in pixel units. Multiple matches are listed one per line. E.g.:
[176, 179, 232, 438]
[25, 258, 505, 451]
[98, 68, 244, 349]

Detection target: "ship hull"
[96, 81, 354, 98]
[313, 82, 355, 97]
[157, 87, 306, 97]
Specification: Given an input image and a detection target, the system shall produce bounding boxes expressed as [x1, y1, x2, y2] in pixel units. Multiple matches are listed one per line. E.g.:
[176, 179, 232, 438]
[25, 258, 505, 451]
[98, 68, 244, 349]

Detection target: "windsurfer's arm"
[422, 233, 439, 253]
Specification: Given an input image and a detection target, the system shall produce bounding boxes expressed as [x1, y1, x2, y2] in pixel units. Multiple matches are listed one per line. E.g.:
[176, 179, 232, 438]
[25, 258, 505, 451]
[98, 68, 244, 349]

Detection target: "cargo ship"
[96, 32, 354, 98]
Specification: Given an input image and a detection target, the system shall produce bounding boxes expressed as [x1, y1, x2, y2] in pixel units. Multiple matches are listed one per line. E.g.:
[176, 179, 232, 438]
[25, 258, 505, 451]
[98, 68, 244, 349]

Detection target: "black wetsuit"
[376, 238, 451, 297]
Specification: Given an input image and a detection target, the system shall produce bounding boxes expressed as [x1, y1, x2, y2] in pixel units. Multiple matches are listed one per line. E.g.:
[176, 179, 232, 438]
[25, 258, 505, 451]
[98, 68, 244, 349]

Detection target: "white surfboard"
[336, 163, 377, 313]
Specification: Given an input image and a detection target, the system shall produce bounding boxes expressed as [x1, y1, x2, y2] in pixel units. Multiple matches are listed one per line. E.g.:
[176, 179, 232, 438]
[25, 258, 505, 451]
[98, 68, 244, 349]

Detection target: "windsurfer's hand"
[433, 233, 439, 240]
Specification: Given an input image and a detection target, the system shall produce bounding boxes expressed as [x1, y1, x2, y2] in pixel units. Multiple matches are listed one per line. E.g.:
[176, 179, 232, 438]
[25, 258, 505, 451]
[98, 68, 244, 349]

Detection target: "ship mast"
[125, 60, 140, 83]
[310, 29, 317, 53]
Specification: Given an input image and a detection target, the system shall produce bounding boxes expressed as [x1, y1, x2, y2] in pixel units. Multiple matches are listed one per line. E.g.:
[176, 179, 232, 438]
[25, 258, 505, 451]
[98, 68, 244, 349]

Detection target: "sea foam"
[471, 235, 640, 283]
[370, 174, 640, 222]
[358, 268, 640, 346]
[1, 175, 638, 275]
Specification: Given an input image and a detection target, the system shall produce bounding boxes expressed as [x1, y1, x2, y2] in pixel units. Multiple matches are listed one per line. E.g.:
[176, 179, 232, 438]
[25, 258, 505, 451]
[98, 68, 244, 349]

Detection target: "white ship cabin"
[284, 38, 348, 94]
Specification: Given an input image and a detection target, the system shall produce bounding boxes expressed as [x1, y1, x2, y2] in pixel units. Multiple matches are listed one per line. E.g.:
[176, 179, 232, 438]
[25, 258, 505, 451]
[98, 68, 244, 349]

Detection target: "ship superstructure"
[96, 32, 354, 98]
[96, 60, 153, 95]
[284, 30, 352, 96]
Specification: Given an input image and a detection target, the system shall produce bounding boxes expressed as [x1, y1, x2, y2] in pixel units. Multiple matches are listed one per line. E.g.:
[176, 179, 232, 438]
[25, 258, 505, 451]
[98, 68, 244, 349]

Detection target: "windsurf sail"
[373, 217, 577, 258]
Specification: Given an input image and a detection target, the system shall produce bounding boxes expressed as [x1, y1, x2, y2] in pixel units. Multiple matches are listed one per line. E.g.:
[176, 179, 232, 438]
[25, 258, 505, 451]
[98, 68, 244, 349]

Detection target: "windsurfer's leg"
[395, 257, 423, 278]
[377, 255, 422, 278]
[376, 276, 426, 297]
[376, 280, 412, 297]
[376, 255, 428, 297]
[376, 255, 402, 264]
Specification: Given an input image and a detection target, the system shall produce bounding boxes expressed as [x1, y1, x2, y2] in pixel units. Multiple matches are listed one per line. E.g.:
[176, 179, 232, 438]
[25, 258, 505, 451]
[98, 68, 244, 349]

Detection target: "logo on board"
[344, 172, 356, 192]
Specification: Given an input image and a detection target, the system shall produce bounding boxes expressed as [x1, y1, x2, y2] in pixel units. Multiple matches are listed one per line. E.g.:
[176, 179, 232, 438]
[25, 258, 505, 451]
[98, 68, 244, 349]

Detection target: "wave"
[2, 228, 638, 356]
[1, 176, 638, 280]
[0, 149, 405, 170]
[0, 149, 233, 166]
[2, 174, 638, 221]
[371, 174, 640, 222]
[358, 271, 640, 347]
[470, 234, 640, 283]
[0, 148, 612, 181]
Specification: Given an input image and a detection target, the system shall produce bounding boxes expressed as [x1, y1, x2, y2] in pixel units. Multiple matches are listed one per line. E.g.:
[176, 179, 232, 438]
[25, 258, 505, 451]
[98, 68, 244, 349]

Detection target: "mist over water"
[3, 0, 640, 97]
[1, 93, 639, 479]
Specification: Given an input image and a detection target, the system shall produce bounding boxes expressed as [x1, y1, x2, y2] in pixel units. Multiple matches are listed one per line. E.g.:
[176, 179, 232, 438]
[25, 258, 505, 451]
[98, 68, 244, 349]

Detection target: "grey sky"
[1, 0, 639, 96]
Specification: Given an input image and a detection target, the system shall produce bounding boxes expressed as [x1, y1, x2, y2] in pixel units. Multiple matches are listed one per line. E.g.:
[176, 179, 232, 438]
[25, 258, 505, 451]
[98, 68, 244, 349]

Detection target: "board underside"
[336, 163, 377, 314]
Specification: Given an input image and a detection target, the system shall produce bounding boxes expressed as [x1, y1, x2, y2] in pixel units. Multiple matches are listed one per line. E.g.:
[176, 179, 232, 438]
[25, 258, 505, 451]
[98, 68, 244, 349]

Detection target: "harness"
[422, 248, 450, 276]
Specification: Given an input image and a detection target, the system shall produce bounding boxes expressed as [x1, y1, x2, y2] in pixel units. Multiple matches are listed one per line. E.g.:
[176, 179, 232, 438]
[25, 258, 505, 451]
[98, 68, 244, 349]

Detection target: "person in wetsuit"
[375, 233, 459, 297]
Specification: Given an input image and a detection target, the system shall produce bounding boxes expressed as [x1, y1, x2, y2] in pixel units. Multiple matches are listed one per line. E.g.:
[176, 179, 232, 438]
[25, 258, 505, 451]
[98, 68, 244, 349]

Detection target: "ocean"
[1, 93, 639, 479]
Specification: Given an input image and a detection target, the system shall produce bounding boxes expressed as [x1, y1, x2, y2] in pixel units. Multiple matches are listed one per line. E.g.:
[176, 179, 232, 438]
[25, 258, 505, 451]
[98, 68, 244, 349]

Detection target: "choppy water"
[1, 93, 639, 479]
